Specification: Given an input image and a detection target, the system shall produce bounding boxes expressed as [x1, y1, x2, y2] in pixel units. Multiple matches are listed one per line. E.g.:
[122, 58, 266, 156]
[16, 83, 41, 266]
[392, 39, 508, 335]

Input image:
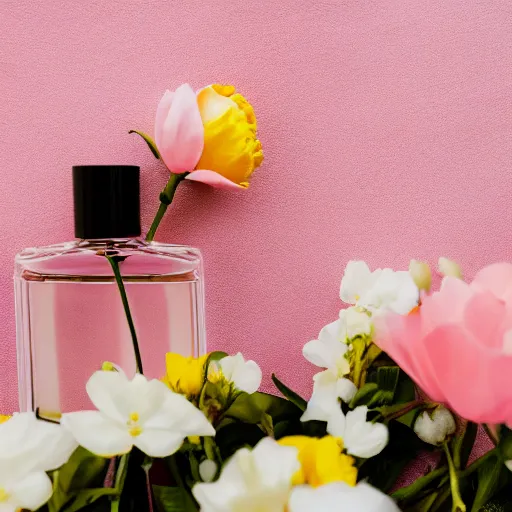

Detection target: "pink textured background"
[1, 0, 512, 414]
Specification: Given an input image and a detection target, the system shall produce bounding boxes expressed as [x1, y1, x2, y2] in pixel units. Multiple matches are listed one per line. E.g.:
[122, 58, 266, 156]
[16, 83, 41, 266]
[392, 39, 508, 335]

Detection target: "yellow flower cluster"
[278, 435, 357, 488]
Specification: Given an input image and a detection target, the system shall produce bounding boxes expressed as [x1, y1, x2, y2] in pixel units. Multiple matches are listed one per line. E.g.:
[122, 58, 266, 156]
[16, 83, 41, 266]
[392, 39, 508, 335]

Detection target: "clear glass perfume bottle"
[15, 166, 206, 418]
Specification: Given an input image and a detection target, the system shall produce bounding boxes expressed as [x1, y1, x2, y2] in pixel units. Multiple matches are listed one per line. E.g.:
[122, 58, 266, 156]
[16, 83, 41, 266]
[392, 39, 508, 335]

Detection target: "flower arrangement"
[4, 84, 512, 512]
[4, 257, 512, 512]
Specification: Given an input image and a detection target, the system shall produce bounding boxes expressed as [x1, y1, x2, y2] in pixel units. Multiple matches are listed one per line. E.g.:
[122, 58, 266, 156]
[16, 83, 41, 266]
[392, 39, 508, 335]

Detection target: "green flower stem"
[391, 467, 448, 501]
[106, 256, 143, 374]
[443, 442, 466, 512]
[146, 173, 187, 242]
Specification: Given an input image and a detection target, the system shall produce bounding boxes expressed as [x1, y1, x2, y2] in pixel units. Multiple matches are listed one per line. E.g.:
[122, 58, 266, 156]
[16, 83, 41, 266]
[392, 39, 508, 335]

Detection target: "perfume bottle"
[15, 165, 206, 417]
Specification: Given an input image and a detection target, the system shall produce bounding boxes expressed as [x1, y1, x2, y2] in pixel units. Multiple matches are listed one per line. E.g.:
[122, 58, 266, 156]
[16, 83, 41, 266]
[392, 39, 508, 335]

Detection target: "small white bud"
[409, 260, 432, 291]
[199, 459, 218, 482]
[505, 460, 512, 472]
[438, 257, 462, 279]
[414, 407, 456, 445]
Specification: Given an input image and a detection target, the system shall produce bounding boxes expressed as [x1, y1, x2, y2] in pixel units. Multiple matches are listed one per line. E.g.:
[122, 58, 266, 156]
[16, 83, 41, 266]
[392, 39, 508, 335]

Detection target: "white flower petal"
[144, 383, 215, 437]
[289, 482, 400, 512]
[340, 261, 374, 305]
[220, 354, 262, 394]
[61, 411, 132, 457]
[336, 378, 358, 403]
[325, 408, 346, 438]
[360, 268, 419, 315]
[85, 371, 130, 423]
[505, 460, 512, 472]
[301, 371, 339, 422]
[193, 438, 297, 512]
[342, 406, 388, 458]
[135, 430, 185, 458]
[318, 320, 343, 344]
[0, 414, 76, 480]
[8, 471, 53, 511]
[231, 360, 262, 394]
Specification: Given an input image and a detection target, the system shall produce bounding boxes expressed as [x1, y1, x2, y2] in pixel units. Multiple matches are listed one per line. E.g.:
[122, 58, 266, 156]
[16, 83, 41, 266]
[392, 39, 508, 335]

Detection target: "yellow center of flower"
[127, 412, 142, 437]
[0, 488, 9, 502]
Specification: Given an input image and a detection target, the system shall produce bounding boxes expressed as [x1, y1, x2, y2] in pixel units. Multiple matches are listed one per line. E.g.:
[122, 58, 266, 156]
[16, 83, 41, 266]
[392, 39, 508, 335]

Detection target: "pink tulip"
[154, 83, 262, 190]
[374, 263, 512, 425]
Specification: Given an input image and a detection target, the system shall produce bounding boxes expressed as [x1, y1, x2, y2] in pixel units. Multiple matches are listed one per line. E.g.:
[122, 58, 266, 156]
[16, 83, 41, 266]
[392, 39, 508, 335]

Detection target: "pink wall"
[1, 0, 512, 412]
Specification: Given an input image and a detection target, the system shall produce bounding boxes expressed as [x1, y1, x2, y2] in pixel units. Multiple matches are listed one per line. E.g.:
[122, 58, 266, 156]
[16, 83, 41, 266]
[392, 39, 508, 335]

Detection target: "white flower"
[193, 437, 299, 512]
[199, 459, 218, 483]
[361, 269, 419, 315]
[438, 257, 462, 279]
[340, 261, 380, 305]
[414, 407, 456, 445]
[301, 323, 357, 422]
[409, 259, 432, 291]
[61, 371, 215, 458]
[339, 307, 372, 341]
[0, 413, 77, 512]
[214, 353, 262, 394]
[288, 482, 400, 512]
[326, 406, 388, 458]
[340, 260, 419, 315]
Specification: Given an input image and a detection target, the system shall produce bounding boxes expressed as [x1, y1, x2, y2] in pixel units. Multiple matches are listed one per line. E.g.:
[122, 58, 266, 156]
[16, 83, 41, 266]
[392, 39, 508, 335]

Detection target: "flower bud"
[409, 260, 432, 291]
[506, 460, 512, 472]
[438, 257, 462, 279]
[414, 407, 456, 445]
[199, 459, 218, 482]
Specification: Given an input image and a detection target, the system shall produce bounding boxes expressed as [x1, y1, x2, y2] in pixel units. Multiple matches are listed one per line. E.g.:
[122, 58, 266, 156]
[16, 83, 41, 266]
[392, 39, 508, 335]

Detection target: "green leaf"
[373, 366, 400, 405]
[153, 485, 197, 512]
[350, 382, 379, 408]
[394, 370, 416, 404]
[499, 426, 512, 461]
[452, 422, 478, 469]
[271, 374, 307, 411]
[63, 489, 118, 512]
[215, 422, 265, 460]
[48, 448, 109, 512]
[129, 130, 161, 159]
[225, 391, 302, 426]
[471, 454, 504, 512]
[392, 467, 447, 504]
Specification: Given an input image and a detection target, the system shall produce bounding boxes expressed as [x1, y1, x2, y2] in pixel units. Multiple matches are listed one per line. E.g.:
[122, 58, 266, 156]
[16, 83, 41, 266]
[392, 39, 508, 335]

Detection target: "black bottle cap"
[73, 165, 141, 239]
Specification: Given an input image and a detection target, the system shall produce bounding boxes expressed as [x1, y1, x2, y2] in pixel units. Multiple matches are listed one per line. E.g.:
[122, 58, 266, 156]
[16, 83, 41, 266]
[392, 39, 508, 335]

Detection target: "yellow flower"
[278, 435, 357, 488]
[163, 353, 210, 397]
[196, 84, 263, 188]
[0, 415, 10, 424]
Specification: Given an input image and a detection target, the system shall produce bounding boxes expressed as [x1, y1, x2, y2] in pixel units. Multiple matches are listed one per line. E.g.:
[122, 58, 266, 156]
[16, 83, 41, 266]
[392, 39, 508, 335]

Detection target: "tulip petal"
[157, 84, 204, 173]
[185, 170, 247, 189]
[154, 89, 174, 148]
[463, 291, 508, 349]
[472, 262, 512, 302]
[61, 411, 133, 457]
[423, 325, 497, 422]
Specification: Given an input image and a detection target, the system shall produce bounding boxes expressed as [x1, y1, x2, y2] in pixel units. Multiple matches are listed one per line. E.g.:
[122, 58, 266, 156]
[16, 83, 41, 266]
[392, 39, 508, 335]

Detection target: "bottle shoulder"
[15, 239, 203, 278]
